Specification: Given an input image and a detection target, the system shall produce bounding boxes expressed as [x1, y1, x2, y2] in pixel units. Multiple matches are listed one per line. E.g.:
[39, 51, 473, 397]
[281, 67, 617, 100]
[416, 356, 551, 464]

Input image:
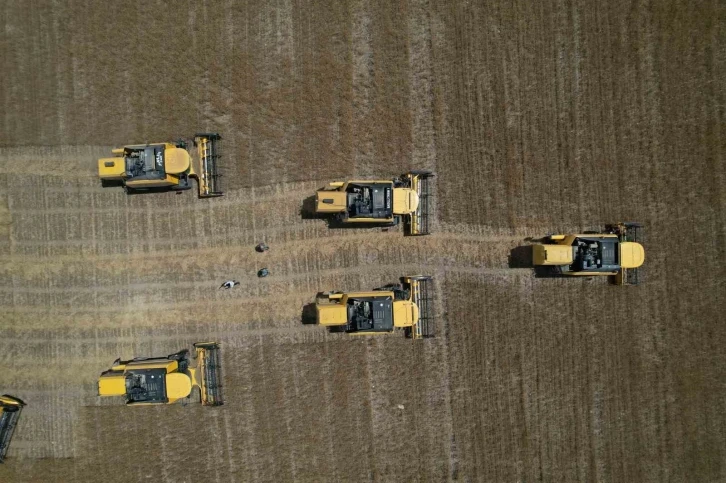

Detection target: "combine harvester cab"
[314, 171, 434, 235]
[0, 395, 26, 464]
[97, 133, 223, 198]
[315, 275, 435, 339]
[531, 222, 645, 285]
[97, 342, 223, 407]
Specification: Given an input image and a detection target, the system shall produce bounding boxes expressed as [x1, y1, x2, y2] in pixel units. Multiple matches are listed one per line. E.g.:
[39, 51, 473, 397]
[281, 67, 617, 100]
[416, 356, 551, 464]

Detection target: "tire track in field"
[1, 266, 526, 323]
[6, 181, 319, 215]
[1, 228, 526, 282]
[1, 226, 526, 268]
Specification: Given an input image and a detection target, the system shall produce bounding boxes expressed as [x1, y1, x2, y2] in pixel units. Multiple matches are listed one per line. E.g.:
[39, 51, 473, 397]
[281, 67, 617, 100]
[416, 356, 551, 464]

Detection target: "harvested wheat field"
[0, 0, 724, 482]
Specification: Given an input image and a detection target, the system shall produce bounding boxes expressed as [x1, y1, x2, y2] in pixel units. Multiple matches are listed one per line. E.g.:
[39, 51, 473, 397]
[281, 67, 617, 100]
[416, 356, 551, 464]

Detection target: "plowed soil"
[0, 1, 724, 482]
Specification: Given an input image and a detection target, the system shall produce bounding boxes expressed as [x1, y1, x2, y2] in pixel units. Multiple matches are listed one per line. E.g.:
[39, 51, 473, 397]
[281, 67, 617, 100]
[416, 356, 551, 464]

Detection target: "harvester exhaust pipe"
[0, 395, 26, 463]
[194, 342, 224, 406]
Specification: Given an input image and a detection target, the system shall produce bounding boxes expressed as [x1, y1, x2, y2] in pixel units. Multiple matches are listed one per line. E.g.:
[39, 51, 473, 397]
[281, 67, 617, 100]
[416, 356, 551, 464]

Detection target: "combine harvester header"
[98, 342, 223, 406]
[0, 395, 25, 463]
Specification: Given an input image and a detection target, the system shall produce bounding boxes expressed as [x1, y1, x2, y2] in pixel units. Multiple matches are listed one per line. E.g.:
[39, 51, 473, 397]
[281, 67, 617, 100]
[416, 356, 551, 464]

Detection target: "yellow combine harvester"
[315, 171, 434, 235]
[532, 223, 645, 285]
[316, 276, 434, 338]
[98, 133, 222, 197]
[0, 395, 25, 463]
[98, 342, 223, 406]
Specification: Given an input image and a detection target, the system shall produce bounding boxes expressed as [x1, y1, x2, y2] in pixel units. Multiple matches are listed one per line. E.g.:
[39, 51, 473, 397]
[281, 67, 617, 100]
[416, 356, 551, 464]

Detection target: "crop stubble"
[0, 0, 724, 482]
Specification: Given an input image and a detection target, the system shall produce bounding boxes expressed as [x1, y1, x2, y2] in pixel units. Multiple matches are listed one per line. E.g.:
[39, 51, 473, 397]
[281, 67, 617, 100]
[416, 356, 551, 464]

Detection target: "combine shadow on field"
[509, 243, 564, 278]
[300, 195, 319, 220]
[301, 302, 317, 324]
[100, 179, 124, 189]
[508, 245, 533, 268]
[100, 179, 187, 196]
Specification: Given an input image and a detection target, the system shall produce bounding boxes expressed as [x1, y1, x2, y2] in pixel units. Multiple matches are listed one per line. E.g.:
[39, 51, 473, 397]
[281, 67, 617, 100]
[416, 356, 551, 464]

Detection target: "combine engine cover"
[0, 395, 25, 464]
[402, 171, 434, 235]
[194, 342, 224, 406]
[403, 276, 435, 339]
[193, 134, 223, 198]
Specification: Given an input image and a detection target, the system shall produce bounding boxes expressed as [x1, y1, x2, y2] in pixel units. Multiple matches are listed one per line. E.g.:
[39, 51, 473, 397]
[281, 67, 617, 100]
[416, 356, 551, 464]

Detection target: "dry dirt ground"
[0, 1, 724, 482]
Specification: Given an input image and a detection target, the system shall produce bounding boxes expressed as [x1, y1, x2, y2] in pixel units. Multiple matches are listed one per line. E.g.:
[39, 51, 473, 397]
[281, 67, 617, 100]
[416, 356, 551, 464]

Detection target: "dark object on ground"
[256, 242, 269, 253]
[257, 268, 270, 278]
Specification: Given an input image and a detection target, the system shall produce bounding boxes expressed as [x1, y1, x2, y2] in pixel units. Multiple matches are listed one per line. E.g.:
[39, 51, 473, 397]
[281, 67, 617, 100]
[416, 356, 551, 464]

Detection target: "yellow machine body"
[531, 224, 645, 285]
[98, 134, 223, 197]
[315, 189, 347, 213]
[314, 171, 434, 235]
[98, 359, 193, 405]
[97, 343, 223, 407]
[317, 291, 418, 329]
[315, 276, 434, 338]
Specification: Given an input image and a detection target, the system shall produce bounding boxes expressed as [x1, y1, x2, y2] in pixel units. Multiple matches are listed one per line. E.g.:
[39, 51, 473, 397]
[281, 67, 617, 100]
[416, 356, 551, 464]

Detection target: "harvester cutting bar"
[0, 395, 25, 463]
[194, 133, 223, 198]
[406, 171, 434, 236]
[194, 342, 223, 406]
[406, 276, 435, 339]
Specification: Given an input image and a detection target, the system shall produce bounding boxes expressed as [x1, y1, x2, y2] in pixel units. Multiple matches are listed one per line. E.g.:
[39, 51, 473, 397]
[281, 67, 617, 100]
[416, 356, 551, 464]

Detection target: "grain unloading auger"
[98, 342, 223, 406]
[316, 276, 435, 339]
[315, 171, 434, 235]
[98, 133, 223, 197]
[0, 395, 25, 463]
